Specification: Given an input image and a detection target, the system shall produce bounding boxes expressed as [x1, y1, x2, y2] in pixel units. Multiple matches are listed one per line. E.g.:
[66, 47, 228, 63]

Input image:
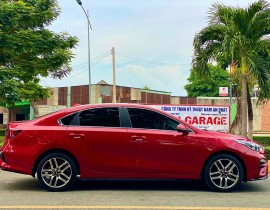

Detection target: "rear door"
[65, 107, 131, 177]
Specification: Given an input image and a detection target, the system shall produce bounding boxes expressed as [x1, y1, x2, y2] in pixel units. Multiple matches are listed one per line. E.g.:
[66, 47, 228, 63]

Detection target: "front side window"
[127, 108, 179, 131]
[78, 107, 120, 127]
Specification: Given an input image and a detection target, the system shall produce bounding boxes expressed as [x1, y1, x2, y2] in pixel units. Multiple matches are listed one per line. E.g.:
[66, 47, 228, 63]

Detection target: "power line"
[90, 50, 111, 63]
[90, 52, 111, 68]
[116, 52, 191, 66]
[72, 51, 111, 70]
[41, 52, 111, 81]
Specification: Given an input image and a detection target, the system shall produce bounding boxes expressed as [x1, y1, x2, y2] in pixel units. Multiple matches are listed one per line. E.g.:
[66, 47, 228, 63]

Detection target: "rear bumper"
[0, 150, 31, 175]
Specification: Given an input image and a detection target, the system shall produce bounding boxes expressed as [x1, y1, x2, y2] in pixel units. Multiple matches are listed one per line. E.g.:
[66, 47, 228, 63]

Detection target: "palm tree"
[192, 0, 270, 137]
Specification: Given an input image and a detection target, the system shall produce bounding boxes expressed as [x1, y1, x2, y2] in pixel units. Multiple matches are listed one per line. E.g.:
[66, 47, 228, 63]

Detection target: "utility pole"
[112, 47, 116, 103]
[229, 79, 232, 109]
[75, 0, 92, 104]
[87, 9, 91, 104]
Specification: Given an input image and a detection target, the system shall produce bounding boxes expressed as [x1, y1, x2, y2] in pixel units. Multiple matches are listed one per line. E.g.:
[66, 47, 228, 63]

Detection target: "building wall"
[0, 107, 8, 125]
[71, 85, 89, 105]
[58, 87, 67, 106]
[47, 88, 59, 106]
[37, 105, 67, 116]
[8, 106, 30, 122]
[171, 97, 197, 105]
[141, 92, 170, 104]
[91, 85, 102, 104]
[262, 101, 270, 131]
[253, 100, 262, 131]
[90, 85, 170, 104]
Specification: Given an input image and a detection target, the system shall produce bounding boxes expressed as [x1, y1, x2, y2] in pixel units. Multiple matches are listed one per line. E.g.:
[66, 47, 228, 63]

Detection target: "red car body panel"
[0, 103, 268, 183]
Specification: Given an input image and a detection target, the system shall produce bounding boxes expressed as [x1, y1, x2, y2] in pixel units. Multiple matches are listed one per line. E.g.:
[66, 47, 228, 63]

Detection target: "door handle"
[69, 133, 85, 139]
[131, 135, 147, 142]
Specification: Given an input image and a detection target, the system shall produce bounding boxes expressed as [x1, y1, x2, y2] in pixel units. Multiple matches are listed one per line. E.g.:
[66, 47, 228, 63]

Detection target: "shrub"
[253, 136, 270, 146]
[265, 146, 270, 160]
[0, 129, 5, 136]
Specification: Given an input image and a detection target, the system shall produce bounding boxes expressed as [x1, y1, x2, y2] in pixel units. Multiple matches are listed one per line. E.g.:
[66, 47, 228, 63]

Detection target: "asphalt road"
[0, 170, 270, 209]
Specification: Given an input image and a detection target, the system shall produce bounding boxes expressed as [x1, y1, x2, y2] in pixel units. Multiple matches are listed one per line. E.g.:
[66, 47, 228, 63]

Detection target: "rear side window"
[60, 113, 77, 126]
[78, 107, 120, 127]
[127, 108, 179, 130]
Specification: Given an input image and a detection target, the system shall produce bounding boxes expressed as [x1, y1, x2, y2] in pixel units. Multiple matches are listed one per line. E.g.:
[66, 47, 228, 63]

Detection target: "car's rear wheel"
[37, 153, 77, 191]
[203, 154, 244, 192]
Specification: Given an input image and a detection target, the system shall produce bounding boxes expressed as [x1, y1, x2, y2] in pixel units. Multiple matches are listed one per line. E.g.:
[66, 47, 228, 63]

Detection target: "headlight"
[236, 140, 264, 152]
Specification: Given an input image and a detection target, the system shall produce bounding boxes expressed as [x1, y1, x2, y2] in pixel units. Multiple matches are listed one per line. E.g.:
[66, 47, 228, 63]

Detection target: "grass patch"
[0, 135, 4, 147]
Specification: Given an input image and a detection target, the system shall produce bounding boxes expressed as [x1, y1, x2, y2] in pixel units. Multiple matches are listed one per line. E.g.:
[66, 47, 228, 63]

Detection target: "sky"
[41, 0, 257, 96]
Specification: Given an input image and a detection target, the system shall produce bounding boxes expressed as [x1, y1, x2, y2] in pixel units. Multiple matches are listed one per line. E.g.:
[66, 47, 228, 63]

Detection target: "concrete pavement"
[0, 170, 270, 209]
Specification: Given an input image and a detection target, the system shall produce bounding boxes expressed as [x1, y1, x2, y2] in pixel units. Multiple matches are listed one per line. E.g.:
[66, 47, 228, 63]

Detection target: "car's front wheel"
[203, 154, 244, 192]
[37, 153, 77, 191]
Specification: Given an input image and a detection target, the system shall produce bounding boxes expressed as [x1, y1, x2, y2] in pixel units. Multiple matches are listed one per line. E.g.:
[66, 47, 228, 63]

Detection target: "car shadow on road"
[73, 179, 208, 192]
[2, 177, 268, 193]
[71, 178, 267, 193]
[1, 178, 41, 192]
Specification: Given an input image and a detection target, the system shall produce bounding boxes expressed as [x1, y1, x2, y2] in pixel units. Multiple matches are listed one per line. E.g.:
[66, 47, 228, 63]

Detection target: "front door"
[126, 108, 200, 177]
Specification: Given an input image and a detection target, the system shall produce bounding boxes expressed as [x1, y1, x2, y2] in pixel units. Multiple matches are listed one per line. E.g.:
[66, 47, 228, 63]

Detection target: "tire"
[203, 154, 244, 192]
[37, 153, 77, 192]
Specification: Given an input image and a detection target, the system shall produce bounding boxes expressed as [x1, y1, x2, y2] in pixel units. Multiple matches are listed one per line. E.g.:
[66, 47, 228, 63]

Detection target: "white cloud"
[116, 64, 189, 96]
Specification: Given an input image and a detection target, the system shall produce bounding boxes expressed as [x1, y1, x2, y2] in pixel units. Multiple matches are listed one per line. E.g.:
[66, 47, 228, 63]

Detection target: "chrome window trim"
[126, 107, 195, 133]
[58, 107, 121, 128]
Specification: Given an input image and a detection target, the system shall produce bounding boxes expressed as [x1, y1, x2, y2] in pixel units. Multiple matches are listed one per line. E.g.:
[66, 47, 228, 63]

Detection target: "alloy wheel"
[203, 154, 244, 192]
[209, 158, 239, 189]
[41, 157, 72, 188]
[37, 153, 77, 191]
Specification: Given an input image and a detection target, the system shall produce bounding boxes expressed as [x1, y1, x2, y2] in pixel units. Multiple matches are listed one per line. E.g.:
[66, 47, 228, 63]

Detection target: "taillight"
[6, 129, 22, 138]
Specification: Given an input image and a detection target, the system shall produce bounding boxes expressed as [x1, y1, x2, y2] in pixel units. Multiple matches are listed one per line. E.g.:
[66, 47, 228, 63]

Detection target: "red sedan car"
[0, 104, 268, 192]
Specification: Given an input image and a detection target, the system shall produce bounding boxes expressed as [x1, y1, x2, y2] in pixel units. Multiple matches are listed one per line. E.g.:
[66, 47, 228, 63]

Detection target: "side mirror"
[176, 124, 189, 135]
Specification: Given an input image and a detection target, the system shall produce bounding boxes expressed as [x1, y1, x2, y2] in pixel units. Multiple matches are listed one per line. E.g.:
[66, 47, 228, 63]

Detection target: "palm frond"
[243, 0, 270, 41]
[248, 54, 270, 99]
[208, 2, 236, 26]
[255, 39, 270, 54]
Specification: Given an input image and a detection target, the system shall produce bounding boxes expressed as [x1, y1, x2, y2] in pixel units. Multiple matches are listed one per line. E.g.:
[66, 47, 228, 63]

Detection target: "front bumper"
[250, 173, 268, 181]
[257, 158, 268, 178]
[0, 151, 6, 163]
[247, 157, 268, 181]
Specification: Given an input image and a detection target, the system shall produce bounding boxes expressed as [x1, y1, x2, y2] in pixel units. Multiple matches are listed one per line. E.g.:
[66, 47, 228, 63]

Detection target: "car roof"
[33, 103, 154, 125]
[33, 103, 201, 132]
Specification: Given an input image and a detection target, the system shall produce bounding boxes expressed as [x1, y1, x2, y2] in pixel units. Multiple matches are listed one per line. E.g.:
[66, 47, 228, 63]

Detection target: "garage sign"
[150, 105, 230, 132]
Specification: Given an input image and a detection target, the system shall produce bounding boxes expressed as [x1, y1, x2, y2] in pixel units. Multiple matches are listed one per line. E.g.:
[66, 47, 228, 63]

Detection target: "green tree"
[192, 0, 270, 137]
[143, 85, 151, 90]
[185, 64, 229, 97]
[0, 0, 78, 118]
